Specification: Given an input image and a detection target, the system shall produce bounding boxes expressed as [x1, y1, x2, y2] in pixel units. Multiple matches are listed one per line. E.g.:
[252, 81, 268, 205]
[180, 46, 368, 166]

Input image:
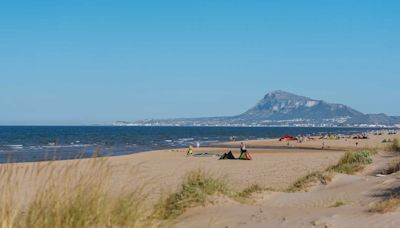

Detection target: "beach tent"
[219, 151, 236, 160]
[239, 151, 252, 160]
[279, 135, 298, 141]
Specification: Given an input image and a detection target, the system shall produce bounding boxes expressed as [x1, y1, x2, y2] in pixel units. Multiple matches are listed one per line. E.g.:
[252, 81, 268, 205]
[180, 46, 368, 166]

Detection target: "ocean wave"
[42, 144, 94, 149]
[177, 138, 194, 141]
[4, 145, 24, 149]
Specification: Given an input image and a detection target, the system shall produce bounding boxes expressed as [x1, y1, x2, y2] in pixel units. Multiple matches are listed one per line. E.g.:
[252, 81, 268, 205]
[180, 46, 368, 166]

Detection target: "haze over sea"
[0, 126, 380, 163]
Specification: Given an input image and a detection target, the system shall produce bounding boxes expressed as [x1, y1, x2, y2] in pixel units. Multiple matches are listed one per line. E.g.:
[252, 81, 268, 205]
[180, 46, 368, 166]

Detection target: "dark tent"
[219, 151, 236, 160]
[239, 151, 252, 160]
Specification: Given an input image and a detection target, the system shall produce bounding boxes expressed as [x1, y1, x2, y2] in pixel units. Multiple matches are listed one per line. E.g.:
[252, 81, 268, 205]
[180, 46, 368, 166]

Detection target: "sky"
[0, 0, 399, 125]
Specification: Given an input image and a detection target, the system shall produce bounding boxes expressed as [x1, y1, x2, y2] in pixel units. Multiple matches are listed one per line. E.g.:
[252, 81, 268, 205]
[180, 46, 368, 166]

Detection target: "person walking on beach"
[186, 144, 193, 157]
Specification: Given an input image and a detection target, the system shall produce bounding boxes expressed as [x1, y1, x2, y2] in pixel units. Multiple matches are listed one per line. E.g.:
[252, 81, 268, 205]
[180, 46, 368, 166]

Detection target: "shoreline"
[0, 130, 399, 227]
[0, 146, 345, 202]
[2, 130, 398, 165]
[1, 127, 396, 165]
[1, 131, 398, 192]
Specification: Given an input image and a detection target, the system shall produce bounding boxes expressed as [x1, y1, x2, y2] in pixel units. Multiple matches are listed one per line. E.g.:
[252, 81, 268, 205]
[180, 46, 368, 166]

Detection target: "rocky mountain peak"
[241, 90, 361, 120]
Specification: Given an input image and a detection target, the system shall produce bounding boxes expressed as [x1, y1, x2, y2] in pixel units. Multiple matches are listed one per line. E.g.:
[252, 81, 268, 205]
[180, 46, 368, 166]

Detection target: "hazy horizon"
[1, 1, 399, 125]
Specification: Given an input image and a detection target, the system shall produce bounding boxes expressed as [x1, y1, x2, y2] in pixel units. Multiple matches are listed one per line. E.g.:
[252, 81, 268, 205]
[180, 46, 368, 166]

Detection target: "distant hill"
[114, 90, 400, 127]
[239, 90, 364, 120]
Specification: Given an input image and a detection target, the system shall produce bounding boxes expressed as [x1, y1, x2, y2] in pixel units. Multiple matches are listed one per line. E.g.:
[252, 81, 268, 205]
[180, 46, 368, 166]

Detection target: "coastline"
[213, 132, 398, 151]
[1, 130, 399, 227]
[0, 146, 346, 208]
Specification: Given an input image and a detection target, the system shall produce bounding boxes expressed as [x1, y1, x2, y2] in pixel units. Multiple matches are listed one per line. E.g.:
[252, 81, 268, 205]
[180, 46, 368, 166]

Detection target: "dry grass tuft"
[286, 171, 333, 192]
[370, 196, 400, 213]
[386, 139, 400, 152]
[154, 169, 232, 220]
[287, 149, 375, 192]
[237, 184, 264, 198]
[154, 171, 269, 220]
[234, 184, 267, 203]
[328, 200, 347, 208]
[382, 158, 400, 175]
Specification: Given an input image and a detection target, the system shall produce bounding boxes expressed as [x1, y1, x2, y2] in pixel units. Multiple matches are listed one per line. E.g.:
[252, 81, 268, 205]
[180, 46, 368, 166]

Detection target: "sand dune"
[175, 151, 400, 228]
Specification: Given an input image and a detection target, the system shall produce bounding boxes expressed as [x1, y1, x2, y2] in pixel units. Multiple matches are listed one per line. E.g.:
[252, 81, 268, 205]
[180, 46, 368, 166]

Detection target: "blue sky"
[1, 0, 399, 125]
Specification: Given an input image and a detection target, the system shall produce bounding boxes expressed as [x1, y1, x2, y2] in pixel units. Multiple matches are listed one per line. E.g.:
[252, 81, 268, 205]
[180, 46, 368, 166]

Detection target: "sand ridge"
[175, 150, 400, 228]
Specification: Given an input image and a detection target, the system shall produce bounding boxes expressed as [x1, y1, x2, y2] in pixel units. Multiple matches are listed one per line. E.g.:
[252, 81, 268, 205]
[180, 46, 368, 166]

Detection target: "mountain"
[114, 90, 400, 127]
[239, 90, 364, 121]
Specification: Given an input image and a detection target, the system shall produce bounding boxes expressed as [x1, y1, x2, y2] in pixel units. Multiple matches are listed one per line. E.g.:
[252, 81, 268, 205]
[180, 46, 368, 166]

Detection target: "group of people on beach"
[186, 142, 252, 160]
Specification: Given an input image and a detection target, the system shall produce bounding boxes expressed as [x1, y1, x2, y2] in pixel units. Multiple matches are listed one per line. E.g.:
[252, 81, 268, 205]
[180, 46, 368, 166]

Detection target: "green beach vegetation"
[154, 170, 266, 220]
[0, 158, 157, 228]
[0, 159, 268, 227]
[387, 139, 400, 152]
[287, 149, 376, 192]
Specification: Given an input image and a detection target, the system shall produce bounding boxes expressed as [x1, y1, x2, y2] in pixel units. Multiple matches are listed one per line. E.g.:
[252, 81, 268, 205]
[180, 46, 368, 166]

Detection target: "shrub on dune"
[329, 150, 373, 174]
[387, 139, 400, 152]
[154, 169, 231, 220]
[287, 149, 375, 192]
[382, 158, 400, 175]
[154, 170, 267, 220]
[370, 196, 400, 213]
[286, 171, 333, 192]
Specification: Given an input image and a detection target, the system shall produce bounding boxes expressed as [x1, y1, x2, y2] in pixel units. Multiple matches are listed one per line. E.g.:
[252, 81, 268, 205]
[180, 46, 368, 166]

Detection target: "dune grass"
[154, 169, 231, 220]
[286, 171, 334, 192]
[386, 139, 400, 152]
[0, 159, 275, 226]
[328, 200, 347, 208]
[237, 184, 264, 199]
[329, 149, 373, 174]
[154, 170, 268, 220]
[370, 156, 400, 213]
[287, 149, 375, 192]
[382, 158, 400, 175]
[370, 196, 400, 213]
[0, 158, 158, 228]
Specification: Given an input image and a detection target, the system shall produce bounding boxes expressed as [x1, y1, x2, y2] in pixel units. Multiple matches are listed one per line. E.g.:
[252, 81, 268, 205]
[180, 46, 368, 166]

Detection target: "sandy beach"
[214, 131, 397, 151]
[1, 131, 400, 227]
[6, 147, 344, 202]
[175, 149, 400, 228]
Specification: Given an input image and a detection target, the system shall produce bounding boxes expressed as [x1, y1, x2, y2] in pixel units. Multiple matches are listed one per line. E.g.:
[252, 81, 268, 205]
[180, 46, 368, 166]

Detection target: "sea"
[0, 126, 380, 163]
